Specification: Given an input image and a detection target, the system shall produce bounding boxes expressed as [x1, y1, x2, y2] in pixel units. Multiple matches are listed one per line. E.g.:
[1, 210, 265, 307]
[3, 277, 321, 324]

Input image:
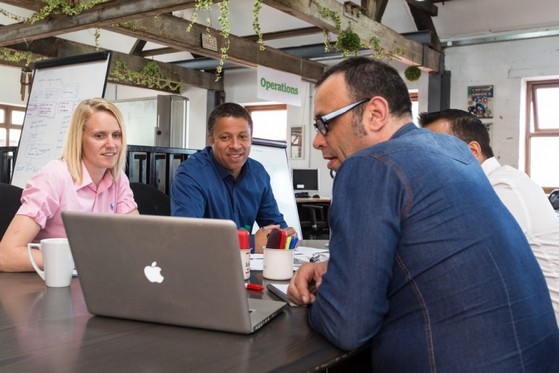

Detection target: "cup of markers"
[262, 228, 297, 280]
[237, 229, 251, 280]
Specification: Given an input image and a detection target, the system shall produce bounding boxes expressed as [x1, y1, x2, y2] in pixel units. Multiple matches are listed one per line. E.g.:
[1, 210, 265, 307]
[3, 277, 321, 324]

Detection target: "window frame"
[0, 103, 25, 147]
[525, 79, 559, 192]
[245, 104, 287, 142]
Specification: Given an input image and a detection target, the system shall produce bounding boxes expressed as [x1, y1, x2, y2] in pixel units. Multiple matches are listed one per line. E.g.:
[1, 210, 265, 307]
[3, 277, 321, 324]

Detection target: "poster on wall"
[290, 126, 303, 159]
[467, 85, 493, 118]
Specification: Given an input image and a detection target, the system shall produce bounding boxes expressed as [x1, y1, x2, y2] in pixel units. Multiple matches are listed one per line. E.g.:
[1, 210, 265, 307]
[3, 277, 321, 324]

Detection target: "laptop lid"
[62, 211, 286, 334]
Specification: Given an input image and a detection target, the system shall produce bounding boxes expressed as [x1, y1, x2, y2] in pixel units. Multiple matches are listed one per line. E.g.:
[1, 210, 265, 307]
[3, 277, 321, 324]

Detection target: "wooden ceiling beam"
[0, 0, 200, 46]
[406, 0, 441, 52]
[361, 0, 390, 22]
[406, 0, 438, 17]
[0, 0, 326, 81]
[5, 37, 222, 92]
[263, 0, 440, 72]
[107, 14, 326, 81]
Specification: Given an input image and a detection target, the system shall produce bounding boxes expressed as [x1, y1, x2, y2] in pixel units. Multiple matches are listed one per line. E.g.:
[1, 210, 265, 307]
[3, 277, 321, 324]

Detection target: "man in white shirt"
[420, 109, 559, 324]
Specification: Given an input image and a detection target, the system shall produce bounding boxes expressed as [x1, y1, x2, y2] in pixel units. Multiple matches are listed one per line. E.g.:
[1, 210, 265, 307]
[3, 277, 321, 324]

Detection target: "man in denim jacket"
[288, 57, 559, 372]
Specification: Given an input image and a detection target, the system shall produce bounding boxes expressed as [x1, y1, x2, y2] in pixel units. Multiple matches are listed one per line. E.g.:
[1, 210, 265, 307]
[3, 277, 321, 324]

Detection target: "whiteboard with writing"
[11, 52, 111, 188]
[250, 139, 302, 238]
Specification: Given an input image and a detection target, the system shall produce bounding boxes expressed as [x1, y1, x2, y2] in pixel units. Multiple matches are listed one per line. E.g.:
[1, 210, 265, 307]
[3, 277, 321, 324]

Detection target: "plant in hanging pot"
[404, 66, 422, 82]
[336, 25, 362, 57]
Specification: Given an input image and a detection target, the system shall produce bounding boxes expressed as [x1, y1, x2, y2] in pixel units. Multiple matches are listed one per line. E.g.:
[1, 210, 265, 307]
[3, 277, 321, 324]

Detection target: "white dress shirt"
[482, 157, 559, 324]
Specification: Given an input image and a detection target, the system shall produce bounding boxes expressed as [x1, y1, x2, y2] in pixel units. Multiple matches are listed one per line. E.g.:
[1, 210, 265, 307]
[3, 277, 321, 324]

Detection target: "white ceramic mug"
[27, 238, 74, 287]
[263, 248, 294, 280]
[240, 249, 251, 280]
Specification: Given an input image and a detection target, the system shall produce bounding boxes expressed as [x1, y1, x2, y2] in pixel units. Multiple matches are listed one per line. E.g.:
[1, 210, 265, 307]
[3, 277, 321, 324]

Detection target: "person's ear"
[468, 141, 483, 159]
[208, 134, 214, 146]
[364, 97, 389, 131]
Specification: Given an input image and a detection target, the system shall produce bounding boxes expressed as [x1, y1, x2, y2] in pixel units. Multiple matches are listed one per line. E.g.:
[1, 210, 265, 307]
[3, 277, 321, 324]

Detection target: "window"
[245, 104, 287, 142]
[525, 80, 559, 192]
[409, 90, 419, 123]
[0, 104, 25, 147]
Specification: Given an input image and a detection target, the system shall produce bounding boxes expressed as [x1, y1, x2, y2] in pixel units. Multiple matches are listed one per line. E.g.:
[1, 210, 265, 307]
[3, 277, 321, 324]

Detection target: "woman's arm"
[0, 215, 41, 272]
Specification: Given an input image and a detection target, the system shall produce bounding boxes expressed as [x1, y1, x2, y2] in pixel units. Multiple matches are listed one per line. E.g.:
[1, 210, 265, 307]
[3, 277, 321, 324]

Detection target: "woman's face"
[81, 110, 122, 180]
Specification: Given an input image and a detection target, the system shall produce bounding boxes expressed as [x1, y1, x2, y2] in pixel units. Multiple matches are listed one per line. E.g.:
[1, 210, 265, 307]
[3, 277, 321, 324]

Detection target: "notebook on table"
[61, 211, 286, 334]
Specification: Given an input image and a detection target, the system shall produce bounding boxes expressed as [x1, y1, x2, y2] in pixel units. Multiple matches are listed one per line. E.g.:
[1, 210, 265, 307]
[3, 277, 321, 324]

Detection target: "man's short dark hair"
[207, 102, 253, 135]
[317, 57, 412, 119]
[418, 109, 494, 158]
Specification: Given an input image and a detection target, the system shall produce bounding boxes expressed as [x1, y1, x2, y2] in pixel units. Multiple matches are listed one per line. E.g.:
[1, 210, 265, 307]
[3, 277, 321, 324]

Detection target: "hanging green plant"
[111, 60, 183, 93]
[336, 25, 362, 57]
[186, 0, 214, 33]
[0, 1, 105, 48]
[215, 0, 230, 81]
[315, 2, 341, 53]
[404, 66, 422, 81]
[26, 0, 105, 24]
[186, 0, 231, 81]
[252, 0, 265, 51]
[0, 48, 36, 65]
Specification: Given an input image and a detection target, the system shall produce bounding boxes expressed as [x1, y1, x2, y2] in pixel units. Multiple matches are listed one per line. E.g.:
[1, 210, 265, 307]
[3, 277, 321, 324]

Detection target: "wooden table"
[0, 271, 358, 372]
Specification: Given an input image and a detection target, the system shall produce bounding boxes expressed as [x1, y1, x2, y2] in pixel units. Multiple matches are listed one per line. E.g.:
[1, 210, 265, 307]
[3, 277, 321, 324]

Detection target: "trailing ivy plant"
[186, 0, 232, 81]
[111, 60, 183, 93]
[215, 0, 230, 80]
[312, 0, 402, 61]
[314, 2, 365, 57]
[252, 0, 265, 51]
[0, 0, 105, 51]
[26, 0, 105, 24]
[0, 48, 36, 65]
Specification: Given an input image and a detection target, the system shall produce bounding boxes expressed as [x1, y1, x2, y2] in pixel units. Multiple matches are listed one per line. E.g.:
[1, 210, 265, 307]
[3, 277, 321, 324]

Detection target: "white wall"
[444, 35, 559, 169]
[0, 65, 28, 107]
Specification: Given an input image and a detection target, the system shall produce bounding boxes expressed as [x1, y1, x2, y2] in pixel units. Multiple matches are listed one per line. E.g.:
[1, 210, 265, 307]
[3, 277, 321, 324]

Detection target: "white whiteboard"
[11, 52, 111, 188]
[250, 140, 302, 238]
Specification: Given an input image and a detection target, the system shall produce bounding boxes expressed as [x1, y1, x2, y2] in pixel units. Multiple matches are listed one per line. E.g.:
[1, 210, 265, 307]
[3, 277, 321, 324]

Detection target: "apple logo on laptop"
[144, 261, 164, 283]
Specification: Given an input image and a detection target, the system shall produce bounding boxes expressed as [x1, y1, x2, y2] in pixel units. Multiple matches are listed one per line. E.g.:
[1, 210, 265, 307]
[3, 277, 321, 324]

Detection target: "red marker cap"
[237, 229, 250, 250]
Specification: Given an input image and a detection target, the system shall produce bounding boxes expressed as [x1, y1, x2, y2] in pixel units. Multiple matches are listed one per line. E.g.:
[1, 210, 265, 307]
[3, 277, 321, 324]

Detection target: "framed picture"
[290, 126, 303, 159]
[467, 85, 494, 118]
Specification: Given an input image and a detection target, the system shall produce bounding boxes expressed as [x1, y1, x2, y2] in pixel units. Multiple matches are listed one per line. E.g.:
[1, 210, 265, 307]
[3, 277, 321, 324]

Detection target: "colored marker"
[245, 283, 265, 291]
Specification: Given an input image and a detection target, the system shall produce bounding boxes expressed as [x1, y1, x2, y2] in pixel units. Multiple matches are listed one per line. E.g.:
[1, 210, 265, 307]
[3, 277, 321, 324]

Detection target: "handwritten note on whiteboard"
[11, 52, 111, 188]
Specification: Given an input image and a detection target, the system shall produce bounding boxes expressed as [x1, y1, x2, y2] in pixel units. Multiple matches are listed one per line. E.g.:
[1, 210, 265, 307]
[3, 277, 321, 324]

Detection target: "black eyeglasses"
[313, 98, 370, 135]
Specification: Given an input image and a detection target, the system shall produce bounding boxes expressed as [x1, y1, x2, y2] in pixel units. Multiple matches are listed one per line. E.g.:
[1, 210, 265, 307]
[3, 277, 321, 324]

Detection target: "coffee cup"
[240, 249, 251, 280]
[263, 248, 294, 280]
[27, 238, 74, 287]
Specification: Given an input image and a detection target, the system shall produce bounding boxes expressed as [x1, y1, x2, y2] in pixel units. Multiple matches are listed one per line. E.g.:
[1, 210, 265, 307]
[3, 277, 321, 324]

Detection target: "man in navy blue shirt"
[288, 57, 559, 371]
[171, 102, 297, 252]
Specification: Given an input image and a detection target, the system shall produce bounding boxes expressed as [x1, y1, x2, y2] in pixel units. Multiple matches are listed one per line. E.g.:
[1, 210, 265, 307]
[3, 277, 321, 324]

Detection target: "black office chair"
[300, 204, 329, 239]
[549, 189, 559, 210]
[0, 183, 23, 238]
[130, 182, 171, 216]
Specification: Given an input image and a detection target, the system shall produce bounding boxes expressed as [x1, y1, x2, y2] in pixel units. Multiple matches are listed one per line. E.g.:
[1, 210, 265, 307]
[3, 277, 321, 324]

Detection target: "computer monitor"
[292, 169, 319, 192]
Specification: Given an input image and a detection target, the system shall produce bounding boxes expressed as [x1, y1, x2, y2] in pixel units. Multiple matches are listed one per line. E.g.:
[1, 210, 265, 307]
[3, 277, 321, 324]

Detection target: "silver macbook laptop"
[62, 211, 286, 334]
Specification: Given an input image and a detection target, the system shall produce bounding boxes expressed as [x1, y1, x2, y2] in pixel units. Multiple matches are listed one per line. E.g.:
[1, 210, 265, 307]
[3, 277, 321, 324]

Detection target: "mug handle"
[27, 243, 45, 280]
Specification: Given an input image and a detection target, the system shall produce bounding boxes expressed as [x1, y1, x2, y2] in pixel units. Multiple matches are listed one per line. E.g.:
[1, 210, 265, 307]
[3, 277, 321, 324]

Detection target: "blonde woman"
[0, 98, 138, 272]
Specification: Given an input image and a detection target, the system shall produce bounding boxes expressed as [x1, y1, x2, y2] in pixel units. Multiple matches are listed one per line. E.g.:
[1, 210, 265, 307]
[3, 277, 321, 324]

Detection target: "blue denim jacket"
[309, 124, 559, 372]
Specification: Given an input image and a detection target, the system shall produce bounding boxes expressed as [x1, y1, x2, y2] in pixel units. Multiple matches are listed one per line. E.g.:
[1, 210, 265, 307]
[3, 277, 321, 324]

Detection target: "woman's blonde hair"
[61, 98, 127, 183]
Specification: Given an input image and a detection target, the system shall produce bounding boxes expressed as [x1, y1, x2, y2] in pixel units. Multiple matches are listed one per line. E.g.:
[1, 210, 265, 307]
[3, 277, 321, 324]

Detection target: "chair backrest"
[550, 189, 559, 210]
[130, 182, 171, 216]
[0, 183, 23, 238]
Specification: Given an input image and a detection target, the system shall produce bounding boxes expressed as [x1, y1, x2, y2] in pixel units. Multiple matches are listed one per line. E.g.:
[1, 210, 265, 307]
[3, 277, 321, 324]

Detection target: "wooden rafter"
[0, 0, 326, 82]
[6, 36, 223, 92]
[262, 0, 440, 71]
